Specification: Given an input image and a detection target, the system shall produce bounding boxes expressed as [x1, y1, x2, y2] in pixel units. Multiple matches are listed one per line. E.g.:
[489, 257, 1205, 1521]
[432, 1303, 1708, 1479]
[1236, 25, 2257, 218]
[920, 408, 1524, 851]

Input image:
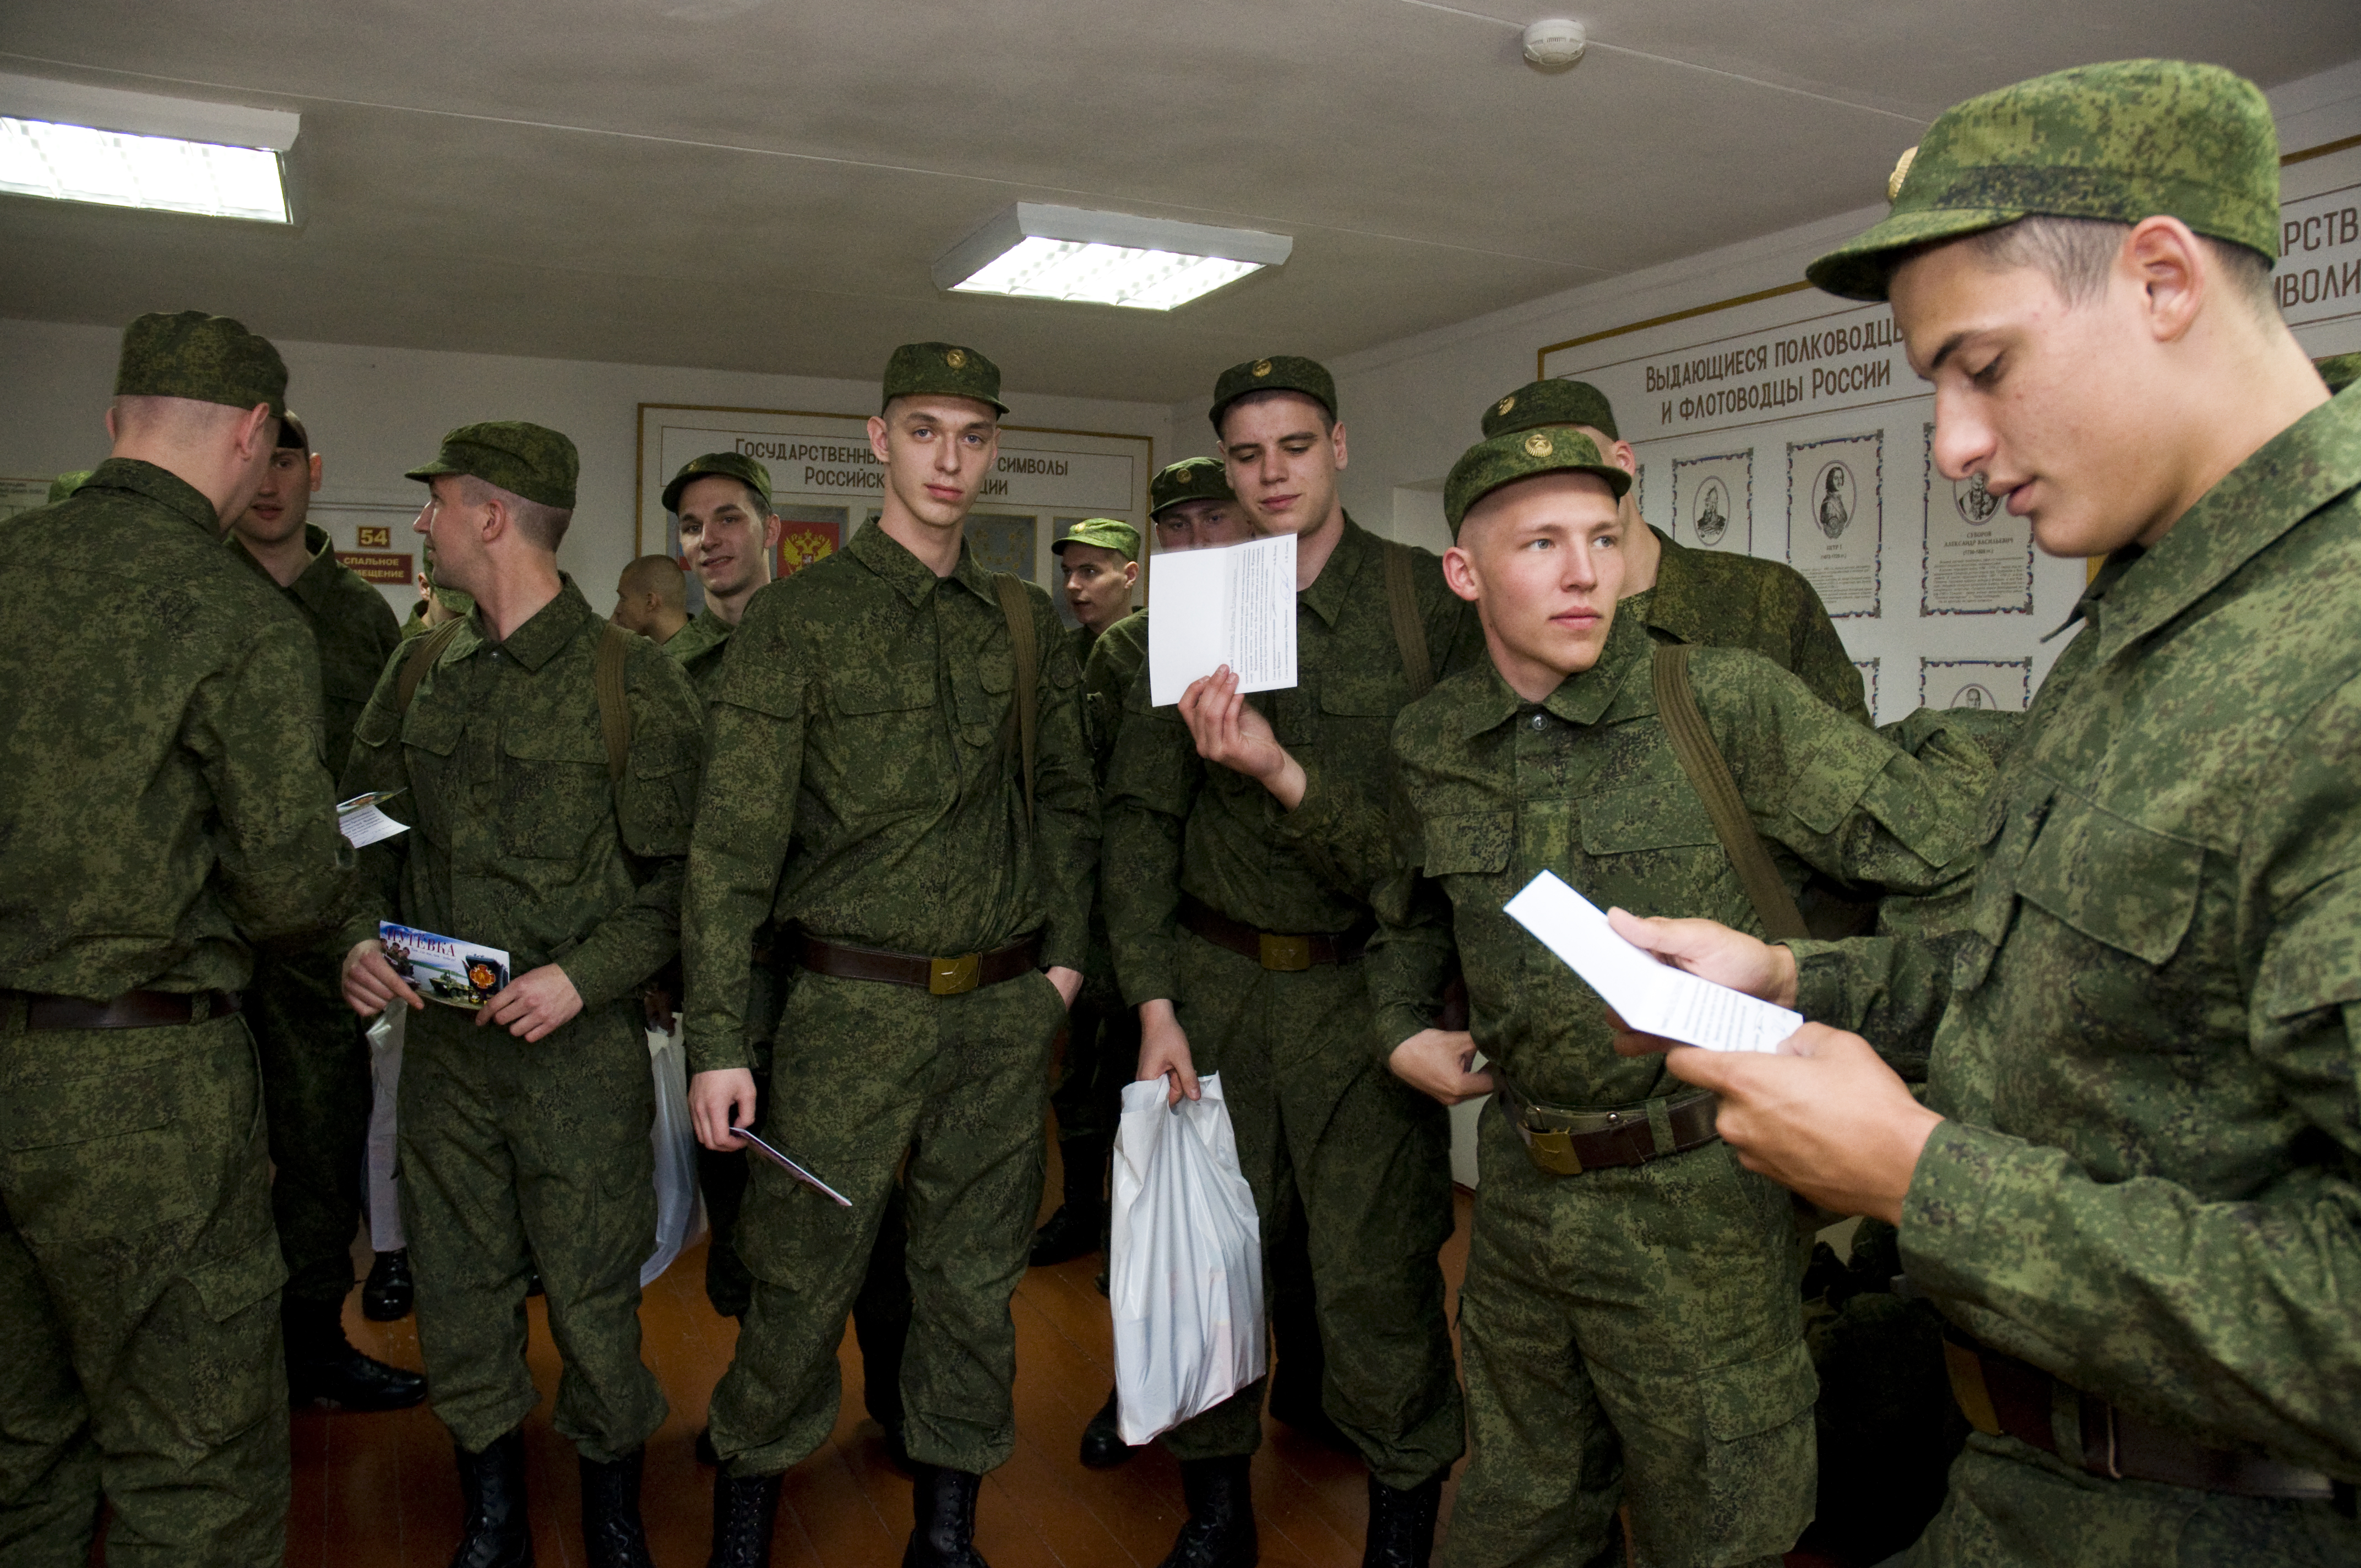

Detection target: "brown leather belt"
[793, 932, 1040, 997]
[6, 989, 242, 1032]
[1497, 1079, 1719, 1177]
[1942, 1330, 2342, 1502]
[1177, 894, 1372, 972]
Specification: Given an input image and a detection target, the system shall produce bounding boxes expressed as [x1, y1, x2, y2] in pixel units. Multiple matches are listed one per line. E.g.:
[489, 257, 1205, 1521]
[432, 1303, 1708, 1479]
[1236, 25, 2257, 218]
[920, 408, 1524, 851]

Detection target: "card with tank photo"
[379, 921, 510, 1009]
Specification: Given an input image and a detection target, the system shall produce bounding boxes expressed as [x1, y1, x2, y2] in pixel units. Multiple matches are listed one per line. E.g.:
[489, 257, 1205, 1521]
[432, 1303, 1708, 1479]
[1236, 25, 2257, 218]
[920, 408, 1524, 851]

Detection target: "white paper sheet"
[1503, 870, 1803, 1054]
[1147, 534, 1298, 706]
[337, 792, 409, 848]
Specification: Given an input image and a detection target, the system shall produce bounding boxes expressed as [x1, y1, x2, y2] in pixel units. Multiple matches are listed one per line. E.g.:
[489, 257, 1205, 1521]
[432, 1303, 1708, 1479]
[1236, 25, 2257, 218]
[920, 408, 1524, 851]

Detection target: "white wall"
[0, 317, 1185, 621]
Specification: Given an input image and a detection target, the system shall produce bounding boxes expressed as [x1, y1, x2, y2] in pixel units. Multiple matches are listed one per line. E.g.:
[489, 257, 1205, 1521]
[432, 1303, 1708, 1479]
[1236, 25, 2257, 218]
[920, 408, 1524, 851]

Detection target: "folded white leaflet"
[1147, 533, 1297, 706]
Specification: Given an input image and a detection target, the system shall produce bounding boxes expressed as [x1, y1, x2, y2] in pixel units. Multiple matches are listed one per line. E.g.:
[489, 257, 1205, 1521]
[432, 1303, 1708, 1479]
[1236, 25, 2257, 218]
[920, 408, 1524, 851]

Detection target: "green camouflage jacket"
[1791, 385, 2361, 1479]
[1369, 603, 1985, 1107]
[1084, 610, 1147, 782]
[336, 578, 704, 1011]
[1101, 515, 1483, 1007]
[679, 522, 1096, 1075]
[1644, 525, 1870, 724]
[664, 607, 735, 700]
[232, 523, 403, 778]
[0, 458, 351, 997]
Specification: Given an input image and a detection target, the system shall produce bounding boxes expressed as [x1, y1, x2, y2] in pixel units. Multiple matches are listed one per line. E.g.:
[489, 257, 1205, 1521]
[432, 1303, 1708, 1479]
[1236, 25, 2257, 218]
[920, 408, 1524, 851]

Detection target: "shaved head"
[619, 554, 686, 608]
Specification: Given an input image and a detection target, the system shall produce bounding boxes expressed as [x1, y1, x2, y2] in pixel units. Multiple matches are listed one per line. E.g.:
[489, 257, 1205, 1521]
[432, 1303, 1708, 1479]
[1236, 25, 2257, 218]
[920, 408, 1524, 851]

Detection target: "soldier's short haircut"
[1961, 215, 2275, 313]
[110, 393, 267, 444]
[459, 474, 573, 552]
[619, 553, 687, 607]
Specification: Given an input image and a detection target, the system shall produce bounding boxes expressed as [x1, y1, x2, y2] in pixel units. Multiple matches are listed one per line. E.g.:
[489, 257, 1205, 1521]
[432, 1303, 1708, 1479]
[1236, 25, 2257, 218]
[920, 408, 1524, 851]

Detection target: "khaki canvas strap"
[1383, 540, 1434, 700]
[396, 616, 631, 783]
[395, 619, 467, 714]
[992, 573, 1040, 819]
[1651, 643, 1810, 942]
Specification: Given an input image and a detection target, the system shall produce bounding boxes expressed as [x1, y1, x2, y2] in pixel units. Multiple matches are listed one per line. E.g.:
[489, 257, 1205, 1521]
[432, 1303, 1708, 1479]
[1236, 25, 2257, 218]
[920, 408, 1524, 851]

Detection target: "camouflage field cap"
[1445, 426, 1633, 537]
[881, 341, 1008, 415]
[404, 421, 578, 509]
[2320, 353, 2361, 396]
[1209, 355, 1336, 431]
[276, 408, 310, 453]
[1807, 59, 2281, 302]
[1051, 518, 1140, 558]
[113, 310, 287, 417]
[663, 450, 773, 514]
[1482, 379, 1620, 442]
[1150, 455, 1236, 516]
[46, 470, 93, 505]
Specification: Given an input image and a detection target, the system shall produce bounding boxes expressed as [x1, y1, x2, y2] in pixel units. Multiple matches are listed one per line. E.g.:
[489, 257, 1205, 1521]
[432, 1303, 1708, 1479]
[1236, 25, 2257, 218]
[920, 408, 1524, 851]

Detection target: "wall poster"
[1672, 450, 1750, 552]
[1921, 423, 2034, 615]
[1787, 431, 1881, 617]
[1920, 657, 2032, 712]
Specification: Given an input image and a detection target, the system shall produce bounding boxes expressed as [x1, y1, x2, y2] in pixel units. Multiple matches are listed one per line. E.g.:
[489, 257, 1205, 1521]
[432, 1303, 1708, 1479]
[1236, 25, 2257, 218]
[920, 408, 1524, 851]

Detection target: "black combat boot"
[363, 1248, 415, 1321]
[1362, 1470, 1443, 1568]
[1077, 1387, 1134, 1469]
[1029, 1134, 1112, 1266]
[449, 1429, 533, 1568]
[579, 1447, 655, 1568]
[1157, 1456, 1256, 1568]
[902, 1463, 989, 1568]
[284, 1295, 427, 1412]
[708, 1468, 782, 1568]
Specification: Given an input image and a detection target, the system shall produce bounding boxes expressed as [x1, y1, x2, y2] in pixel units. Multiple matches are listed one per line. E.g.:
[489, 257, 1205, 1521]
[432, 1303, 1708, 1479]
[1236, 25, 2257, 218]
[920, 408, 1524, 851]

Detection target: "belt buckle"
[1526, 1127, 1583, 1177]
[928, 953, 981, 996]
[1258, 932, 1312, 972]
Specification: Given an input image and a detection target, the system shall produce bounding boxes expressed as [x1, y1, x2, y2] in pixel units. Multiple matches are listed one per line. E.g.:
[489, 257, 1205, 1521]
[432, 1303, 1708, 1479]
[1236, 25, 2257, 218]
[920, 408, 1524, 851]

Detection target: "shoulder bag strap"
[595, 622, 633, 783]
[396, 619, 467, 714]
[1651, 643, 1810, 942]
[992, 573, 1040, 819]
[1383, 539, 1435, 700]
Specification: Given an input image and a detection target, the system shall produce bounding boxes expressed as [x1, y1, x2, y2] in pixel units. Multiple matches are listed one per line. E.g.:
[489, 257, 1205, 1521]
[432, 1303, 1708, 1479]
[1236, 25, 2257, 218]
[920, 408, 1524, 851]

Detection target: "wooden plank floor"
[289, 1150, 1473, 1568]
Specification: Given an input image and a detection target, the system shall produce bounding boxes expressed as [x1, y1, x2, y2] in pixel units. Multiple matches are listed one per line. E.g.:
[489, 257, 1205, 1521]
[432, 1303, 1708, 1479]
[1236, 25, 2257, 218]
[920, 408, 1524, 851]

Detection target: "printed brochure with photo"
[379, 921, 510, 1009]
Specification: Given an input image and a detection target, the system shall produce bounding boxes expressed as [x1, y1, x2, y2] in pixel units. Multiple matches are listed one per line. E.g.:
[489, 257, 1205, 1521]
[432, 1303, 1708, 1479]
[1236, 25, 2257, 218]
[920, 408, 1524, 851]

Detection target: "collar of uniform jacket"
[1639, 526, 1726, 646]
[230, 521, 343, 611]
[467, 573, 594, 671]
[1294, 512, 1373, 630]
[2091, 388, 2361, 667]
[80, 456, 219, 537]
[846, 515, 1004, 609]
[1457, 595, 1653, 739]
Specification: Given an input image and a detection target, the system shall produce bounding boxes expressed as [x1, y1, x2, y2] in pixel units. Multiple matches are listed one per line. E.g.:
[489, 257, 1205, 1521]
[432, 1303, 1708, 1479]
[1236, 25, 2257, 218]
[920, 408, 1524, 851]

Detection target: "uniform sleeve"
[187, 615, 356, 945]
[1080, 625, 1135, 782]
[682, 596, 808, 1075]
[1102, 659, 1203, 1008]
[1784, 933, 1959, 1081]
[1030, 592, 1098, 973]
[559, 649, 704, 1011]
[1781, 576, 1872, 725]
[1899, 678, 2361, 1477]
[335, 648, 418, 955]
[1365, 733, 1458, 1061]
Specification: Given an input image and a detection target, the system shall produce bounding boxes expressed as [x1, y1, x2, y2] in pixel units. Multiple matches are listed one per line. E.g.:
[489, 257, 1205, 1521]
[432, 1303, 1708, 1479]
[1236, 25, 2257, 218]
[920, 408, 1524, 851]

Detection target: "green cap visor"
[405, 421, 579, 510]
[1052, 518, 1141, 558]
[663, 450, 774, 515]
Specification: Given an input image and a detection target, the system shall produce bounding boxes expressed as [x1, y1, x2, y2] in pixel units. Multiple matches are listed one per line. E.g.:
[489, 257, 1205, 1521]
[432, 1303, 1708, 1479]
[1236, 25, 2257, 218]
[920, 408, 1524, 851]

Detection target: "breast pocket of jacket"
[501, 722, 615, 861]
[2011, 791, 2210, 1039]
[1424, 809, 1515, 896]
[398, 701, 466, 848]
[1577, 782, 1733, 916]
[819, 669, 942, 815]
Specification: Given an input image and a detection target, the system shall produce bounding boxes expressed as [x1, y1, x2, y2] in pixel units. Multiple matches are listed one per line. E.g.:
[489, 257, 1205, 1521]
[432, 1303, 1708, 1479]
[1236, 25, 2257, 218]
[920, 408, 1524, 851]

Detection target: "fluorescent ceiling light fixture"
[934, 203, 1291, 311]
[0, 73, 297, 224]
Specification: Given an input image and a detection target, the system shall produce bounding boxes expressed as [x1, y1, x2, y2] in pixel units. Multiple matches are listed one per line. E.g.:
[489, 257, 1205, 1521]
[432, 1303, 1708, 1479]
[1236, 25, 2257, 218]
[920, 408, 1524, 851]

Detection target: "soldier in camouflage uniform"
[339, 421, 705, 1568]
[611, 554, 690, 645]
[1613, 59, 2361, 1567]
[1369, 427, 1988, 1568]
[0, 312, 353, 1567]
[682, 343, 1097, 1568]
[226, 407, 423, 1413]
[665, 450, 784, 699]
[1104, 357, 1481, 1567]
[399, 543, 473, 640]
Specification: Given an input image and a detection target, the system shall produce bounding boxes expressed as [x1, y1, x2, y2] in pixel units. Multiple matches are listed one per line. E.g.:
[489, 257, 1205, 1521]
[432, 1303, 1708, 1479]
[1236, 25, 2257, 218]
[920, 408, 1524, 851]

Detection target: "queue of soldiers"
[6, 52, 2361, 1568]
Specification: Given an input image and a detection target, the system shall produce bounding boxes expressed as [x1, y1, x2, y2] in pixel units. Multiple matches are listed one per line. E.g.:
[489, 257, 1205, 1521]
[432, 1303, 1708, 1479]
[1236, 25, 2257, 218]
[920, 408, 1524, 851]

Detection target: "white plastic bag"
[1108, 1072, 1264, 1446]
[363, 1001, 407, 1251]
[640, 1021, 708, 1287]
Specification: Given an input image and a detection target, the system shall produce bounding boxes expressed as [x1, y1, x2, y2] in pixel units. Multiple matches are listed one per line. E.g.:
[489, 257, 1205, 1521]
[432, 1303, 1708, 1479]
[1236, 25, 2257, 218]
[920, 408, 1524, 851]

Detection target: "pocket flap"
[402, 700, 465, 758]
[1785, 749, 1884, 837]
[184, 1228, 289, 1322]
[977, 652, 1015, 694]
[1579, 782, 1718, 854]
[502, 721, 610, 765]
[2014, 793, 2204, 966]
[830, 668, 935, 715]
[1425, 811, 1514, 875]
[1700, 1338, 1819, 1441]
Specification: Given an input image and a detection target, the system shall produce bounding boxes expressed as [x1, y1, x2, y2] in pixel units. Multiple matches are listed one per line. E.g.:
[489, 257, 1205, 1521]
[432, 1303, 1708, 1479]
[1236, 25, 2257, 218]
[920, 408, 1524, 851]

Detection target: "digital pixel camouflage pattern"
[663, 450, 772, 515]
[1101, 514, 1481, 1487]
[682, 520, 1095, 1479]
[1367, 604, 1988, 1567]
[112, 309, 287, 417]
[1209, 353, 1336, 426]
[1082, 609, 1147, 778]
[1637, 529, 1871, 725]
[880, 341, 1008, 415]
[403, 421, 578, 509]
[0, 456, 350, 1565]
[1481, 378, 1623, 442]
[339, 578, 703, 1459]
[663, 607, 736, 700]
[1786, 388, 2361, 1565]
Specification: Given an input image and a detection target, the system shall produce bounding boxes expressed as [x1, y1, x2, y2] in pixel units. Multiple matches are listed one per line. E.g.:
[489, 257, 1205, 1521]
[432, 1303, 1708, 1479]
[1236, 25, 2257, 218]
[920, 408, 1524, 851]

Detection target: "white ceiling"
[3, 1, 2355, 405]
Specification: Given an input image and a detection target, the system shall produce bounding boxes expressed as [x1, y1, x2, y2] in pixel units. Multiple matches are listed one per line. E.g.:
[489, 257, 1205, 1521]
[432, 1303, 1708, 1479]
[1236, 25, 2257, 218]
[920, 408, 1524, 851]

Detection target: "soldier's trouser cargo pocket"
[1443, 1099, 1814, 1568]
[0, 1013, 291, 1568]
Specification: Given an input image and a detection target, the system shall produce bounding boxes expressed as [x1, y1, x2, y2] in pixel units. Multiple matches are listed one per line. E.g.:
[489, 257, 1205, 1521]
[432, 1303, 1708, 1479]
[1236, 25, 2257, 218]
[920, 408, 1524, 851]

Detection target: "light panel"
[934, 203, 1291, 312]
[0, 116, 289, 222]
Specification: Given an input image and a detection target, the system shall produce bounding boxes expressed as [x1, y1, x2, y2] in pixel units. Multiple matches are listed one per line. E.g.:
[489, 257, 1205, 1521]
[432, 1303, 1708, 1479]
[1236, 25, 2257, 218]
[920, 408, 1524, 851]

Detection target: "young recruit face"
[1444, 470, 1627, 701]
[868, 395, 1000, 533]
[1152, 497, 1253, 552]
[1060, 542, 1136, 633]
[1218, 392, 1346, 538]
[676, 475, 781, 600]
[236, 445, 322, 548]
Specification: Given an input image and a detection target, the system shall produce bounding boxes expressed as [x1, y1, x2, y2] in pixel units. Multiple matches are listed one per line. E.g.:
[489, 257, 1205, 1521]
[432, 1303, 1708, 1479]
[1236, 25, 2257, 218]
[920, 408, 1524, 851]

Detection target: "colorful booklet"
[379, 921, 510, 1009]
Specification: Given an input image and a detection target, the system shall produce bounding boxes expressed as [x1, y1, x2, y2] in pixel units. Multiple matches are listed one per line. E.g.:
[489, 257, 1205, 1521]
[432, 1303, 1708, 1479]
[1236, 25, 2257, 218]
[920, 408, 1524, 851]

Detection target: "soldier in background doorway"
[611, 553, 689, 646]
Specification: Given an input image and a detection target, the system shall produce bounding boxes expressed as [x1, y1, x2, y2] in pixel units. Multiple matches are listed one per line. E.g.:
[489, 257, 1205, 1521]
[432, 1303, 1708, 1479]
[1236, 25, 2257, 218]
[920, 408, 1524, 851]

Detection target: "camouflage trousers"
[399, 998, 665, 1461]
[1441, 1098, 1815, 1568]
[1892, 1434, 2361, 1567]
[0, 1010, 289, 1568]
[1048, 971, 1139, 1150]
[248, 945, 373, 1306]
[708, 966, 1066, 1479]
[1159, 932, 1465, 1490]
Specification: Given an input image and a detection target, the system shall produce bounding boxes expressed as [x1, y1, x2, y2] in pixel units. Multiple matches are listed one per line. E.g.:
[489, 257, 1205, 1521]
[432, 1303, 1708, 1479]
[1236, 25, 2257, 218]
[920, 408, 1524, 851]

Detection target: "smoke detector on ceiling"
[1521, 19, 1587, 71]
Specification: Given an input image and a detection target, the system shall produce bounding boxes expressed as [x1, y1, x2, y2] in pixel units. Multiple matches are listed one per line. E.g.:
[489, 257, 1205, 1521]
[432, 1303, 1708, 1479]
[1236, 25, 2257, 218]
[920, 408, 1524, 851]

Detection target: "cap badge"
[1252, 359, 1273, 377]
[944, 347, 968, 369]
[1523, 432, 1553, 458]
[1887, 145, 1918, 203]
[1496, 395, 1516, 416]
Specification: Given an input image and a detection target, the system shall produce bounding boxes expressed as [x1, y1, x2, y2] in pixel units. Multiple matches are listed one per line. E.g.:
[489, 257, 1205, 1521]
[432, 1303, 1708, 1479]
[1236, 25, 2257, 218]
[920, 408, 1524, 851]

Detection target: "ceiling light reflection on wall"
[0, 73, 298, 224]
[934, 203, 1291, 311]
